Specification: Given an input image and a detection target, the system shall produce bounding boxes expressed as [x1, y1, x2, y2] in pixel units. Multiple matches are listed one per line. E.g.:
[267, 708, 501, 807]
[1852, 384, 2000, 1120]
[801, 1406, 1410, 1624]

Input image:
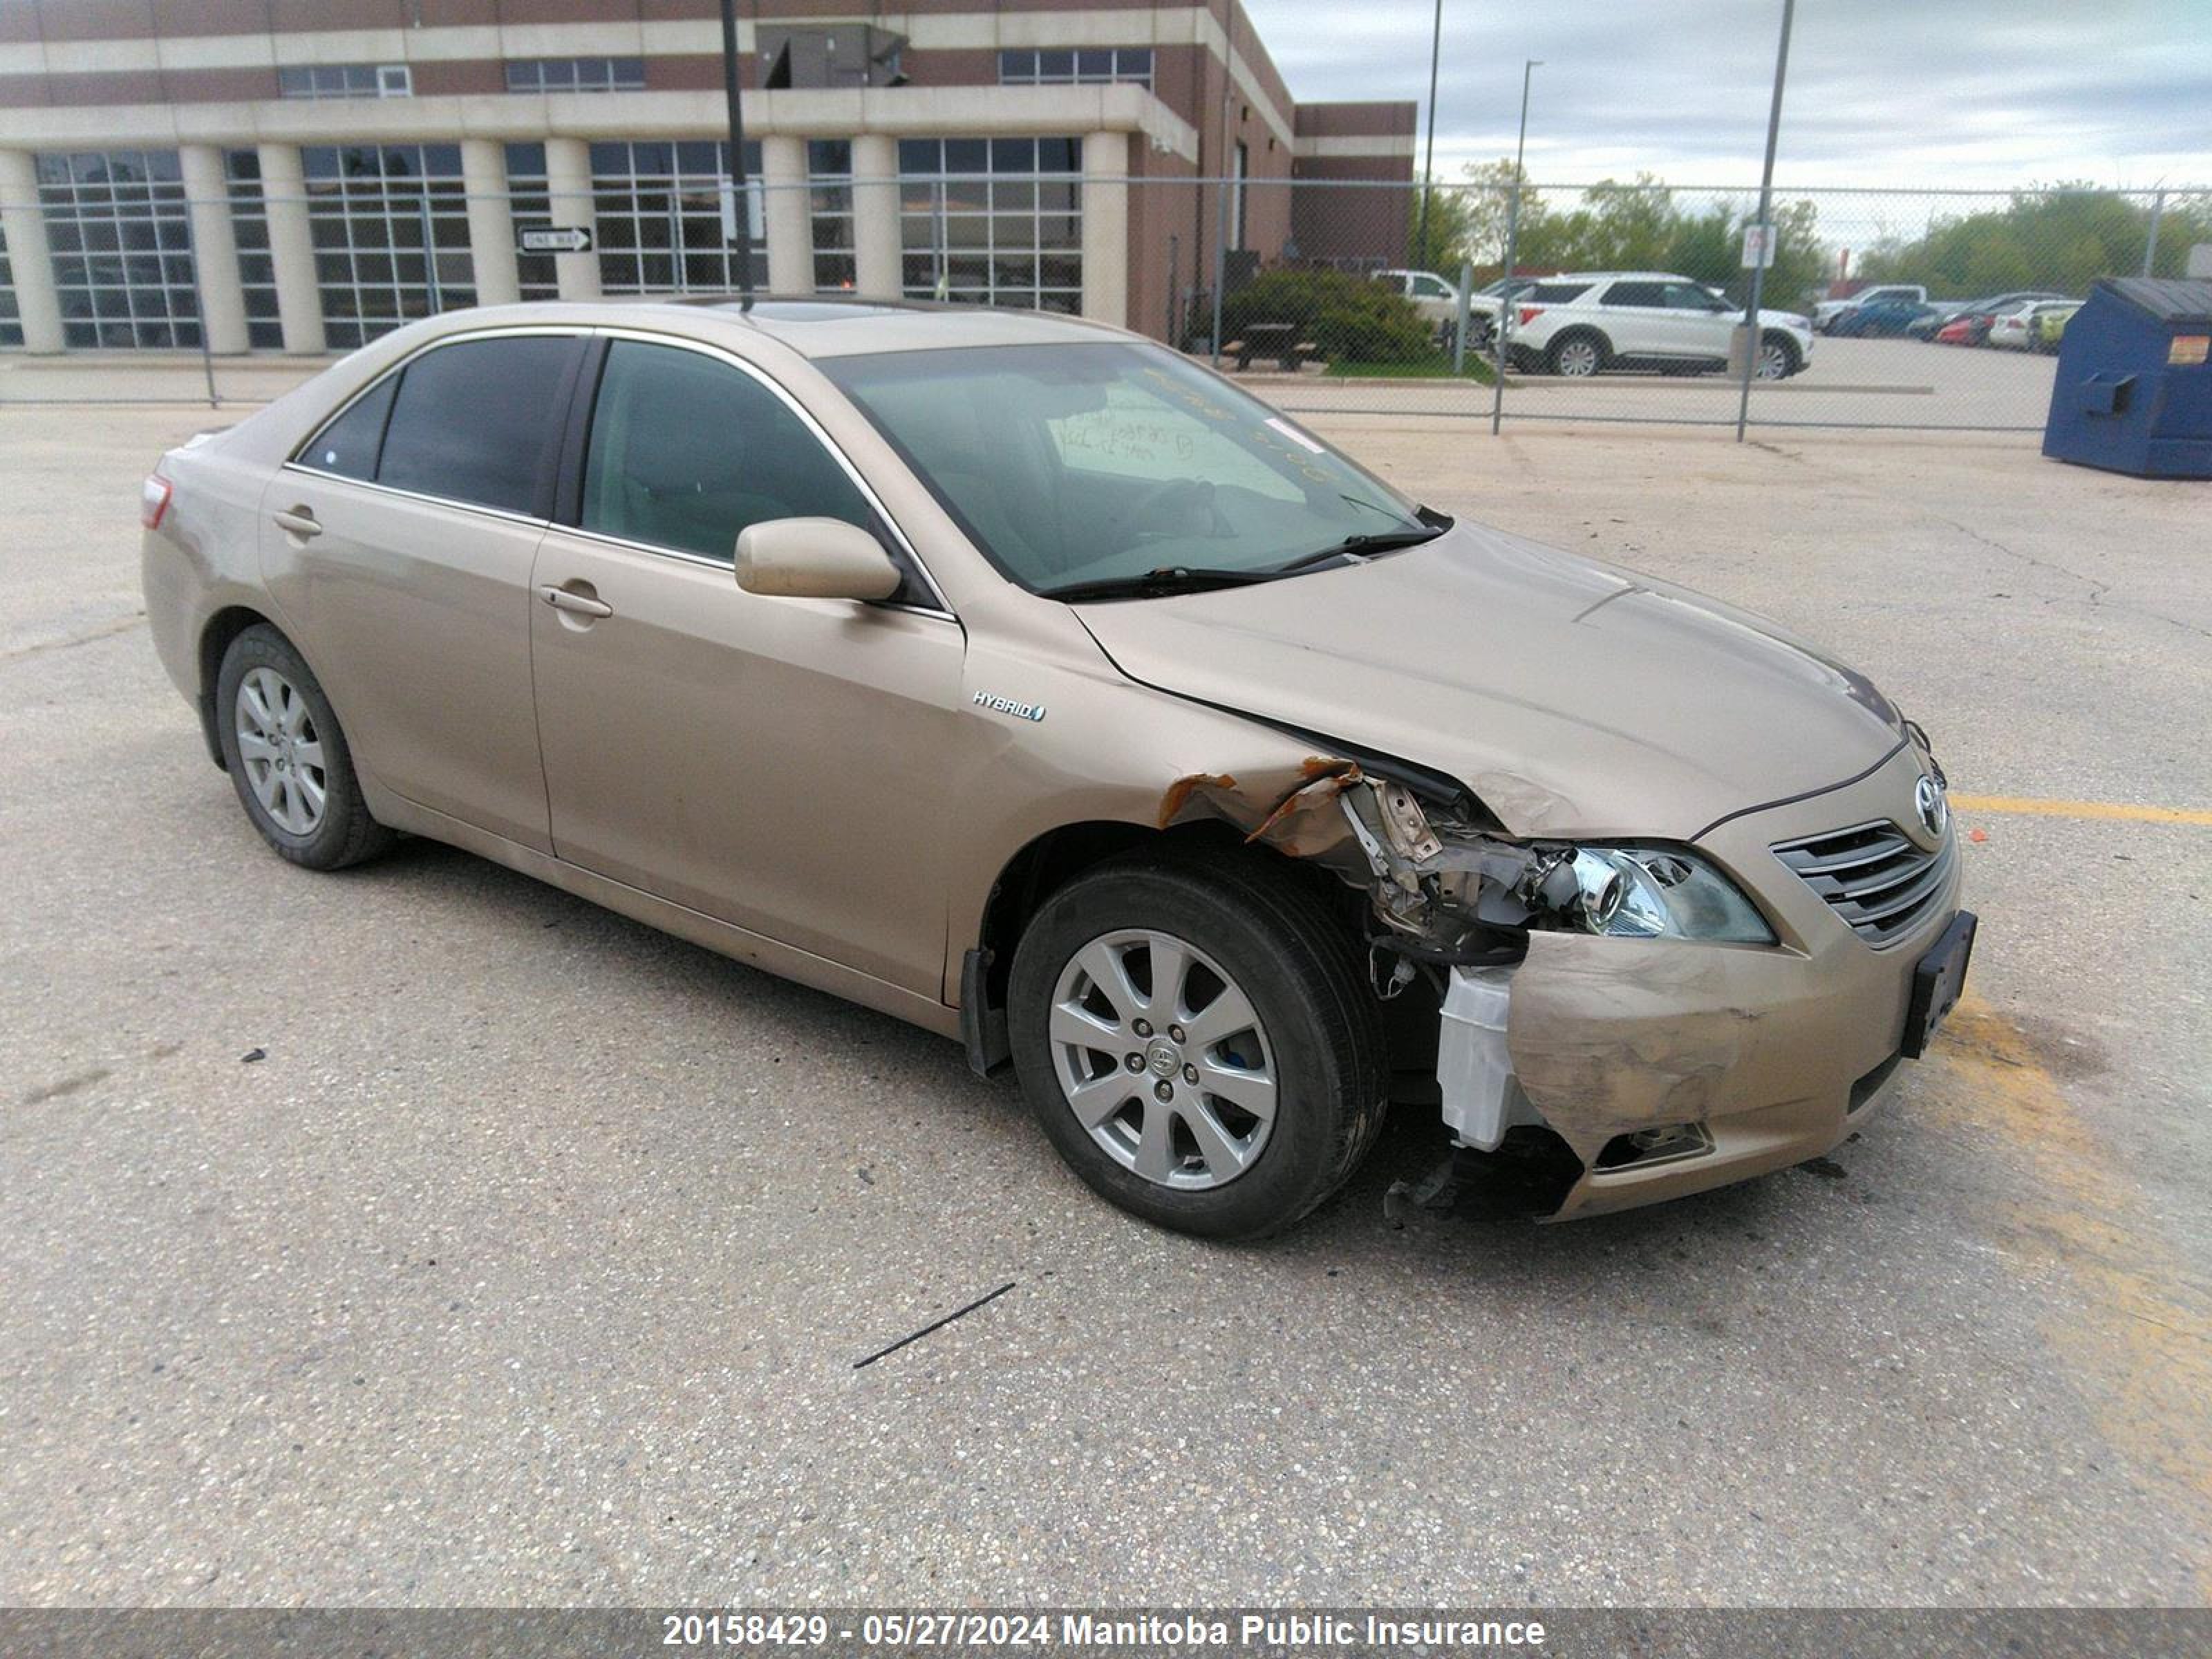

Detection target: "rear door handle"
[272, 507, 321, 539]
[539, 584, 613, 619]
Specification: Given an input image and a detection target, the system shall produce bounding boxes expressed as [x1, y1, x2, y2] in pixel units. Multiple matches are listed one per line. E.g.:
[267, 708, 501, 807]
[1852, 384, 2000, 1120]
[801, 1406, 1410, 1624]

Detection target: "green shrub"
[1213, 268, 1437, 364]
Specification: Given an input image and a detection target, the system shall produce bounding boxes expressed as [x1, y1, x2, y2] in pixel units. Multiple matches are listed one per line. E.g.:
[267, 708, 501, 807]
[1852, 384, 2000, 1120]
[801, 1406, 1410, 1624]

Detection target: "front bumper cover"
[1436, 742, 1964, 1219]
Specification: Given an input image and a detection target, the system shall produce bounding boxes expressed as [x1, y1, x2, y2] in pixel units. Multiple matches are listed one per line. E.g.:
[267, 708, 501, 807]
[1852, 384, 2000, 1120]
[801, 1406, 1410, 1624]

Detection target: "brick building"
[0, 0, 1416, 353]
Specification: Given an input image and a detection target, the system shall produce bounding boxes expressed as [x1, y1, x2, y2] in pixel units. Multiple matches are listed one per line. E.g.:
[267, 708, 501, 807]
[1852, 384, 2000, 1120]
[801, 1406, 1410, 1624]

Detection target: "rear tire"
[1546, 330, 1606, 377]
[215, 624, 393, 871]
[1008, 848, 1387, 1239]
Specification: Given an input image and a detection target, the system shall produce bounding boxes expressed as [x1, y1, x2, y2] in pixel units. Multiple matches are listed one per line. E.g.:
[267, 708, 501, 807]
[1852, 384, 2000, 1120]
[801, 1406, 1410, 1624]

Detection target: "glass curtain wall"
[897, 137, 1082, 313]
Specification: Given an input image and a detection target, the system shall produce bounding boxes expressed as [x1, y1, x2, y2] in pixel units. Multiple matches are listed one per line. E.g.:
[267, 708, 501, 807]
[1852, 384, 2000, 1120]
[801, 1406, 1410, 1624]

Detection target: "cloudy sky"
[1245, 0, 2212, 191]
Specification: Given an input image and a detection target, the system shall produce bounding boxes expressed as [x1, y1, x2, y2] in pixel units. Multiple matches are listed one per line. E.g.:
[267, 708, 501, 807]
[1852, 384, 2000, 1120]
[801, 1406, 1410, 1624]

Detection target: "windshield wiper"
[1038, 565, 1286, 603]
[1274, 519, 1450, 574]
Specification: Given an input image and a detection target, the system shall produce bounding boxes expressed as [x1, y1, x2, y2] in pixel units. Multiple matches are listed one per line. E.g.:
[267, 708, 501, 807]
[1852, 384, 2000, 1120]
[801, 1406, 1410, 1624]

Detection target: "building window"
[898, 138, 1082, 314]
[504, 57, 645, 94]
[1230, 141, 1248, 252]
[278, 63, 411, 100]
[997, 48, 1152, 88]
[223, 149, 283, 348]
[503, 143, 562, 301]
[301, 144, 474, 349]
[0, 220, 22, 348]
[807, 140, 855, 294]
[36, 149, 203, 349]
[588, 140, 767, 297]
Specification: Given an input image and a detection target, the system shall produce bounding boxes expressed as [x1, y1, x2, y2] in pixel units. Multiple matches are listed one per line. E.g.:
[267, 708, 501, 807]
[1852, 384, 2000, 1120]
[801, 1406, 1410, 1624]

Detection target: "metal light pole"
[1415, 0, 1444, 268]
[1734, 0, 1795, 442]
[1488, 58, 1539, 436]
[718, 0, 756, 306]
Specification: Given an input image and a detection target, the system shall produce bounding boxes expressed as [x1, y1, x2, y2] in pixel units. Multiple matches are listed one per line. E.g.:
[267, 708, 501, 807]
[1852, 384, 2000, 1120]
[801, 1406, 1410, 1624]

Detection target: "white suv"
[1503, 272, 1815, 379]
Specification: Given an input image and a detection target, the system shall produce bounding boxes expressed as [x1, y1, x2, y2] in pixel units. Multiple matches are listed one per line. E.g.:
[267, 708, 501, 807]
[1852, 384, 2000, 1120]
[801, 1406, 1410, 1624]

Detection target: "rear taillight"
[140, 474, 172, 530]
[1517, 306, 1544, 326]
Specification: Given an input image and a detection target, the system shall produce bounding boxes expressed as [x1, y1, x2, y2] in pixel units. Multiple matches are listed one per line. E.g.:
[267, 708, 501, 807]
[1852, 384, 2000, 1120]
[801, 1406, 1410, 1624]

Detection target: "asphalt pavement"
[1, 397, 2207, 1606]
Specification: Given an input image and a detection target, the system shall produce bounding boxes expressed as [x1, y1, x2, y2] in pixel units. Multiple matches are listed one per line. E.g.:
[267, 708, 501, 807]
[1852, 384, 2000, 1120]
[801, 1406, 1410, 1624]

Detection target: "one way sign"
[518, 226, 592, 254]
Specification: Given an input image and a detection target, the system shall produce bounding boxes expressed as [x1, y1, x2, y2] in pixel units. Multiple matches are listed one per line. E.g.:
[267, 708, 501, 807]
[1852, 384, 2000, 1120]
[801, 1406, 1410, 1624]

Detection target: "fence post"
[1490, 180, 1521, 435]
[1737, 0, 1797, 443]
[1210, 168, 1228, 366]
[2142, 188, 2166, 277]
[1452, 258, 1472, 374]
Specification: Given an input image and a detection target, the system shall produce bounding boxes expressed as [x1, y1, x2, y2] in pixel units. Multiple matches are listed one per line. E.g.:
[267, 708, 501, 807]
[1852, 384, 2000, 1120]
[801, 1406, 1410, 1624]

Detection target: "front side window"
[1663, 282, 1725, 311]
[824, 342, 1430, 594]
[374, 335, 579, 514]
[580, 340, 877, 565]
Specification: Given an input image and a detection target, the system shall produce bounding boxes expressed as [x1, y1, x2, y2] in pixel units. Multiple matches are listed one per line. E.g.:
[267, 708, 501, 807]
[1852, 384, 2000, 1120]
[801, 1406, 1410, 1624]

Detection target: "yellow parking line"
[1949, 794, 2212, 827]
[1931, 996, 2212, 1593]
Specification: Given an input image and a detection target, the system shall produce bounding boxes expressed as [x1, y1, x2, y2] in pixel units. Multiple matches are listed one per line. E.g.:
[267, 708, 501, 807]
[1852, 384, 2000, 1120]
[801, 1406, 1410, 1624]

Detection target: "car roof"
[395, 294, 1136, 361]
[1544, 271, 1693, 282]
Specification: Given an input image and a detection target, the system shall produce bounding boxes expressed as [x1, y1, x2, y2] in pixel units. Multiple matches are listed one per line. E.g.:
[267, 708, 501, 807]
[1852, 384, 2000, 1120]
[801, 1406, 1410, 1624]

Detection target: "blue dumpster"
[2043, 278, 2212, 478]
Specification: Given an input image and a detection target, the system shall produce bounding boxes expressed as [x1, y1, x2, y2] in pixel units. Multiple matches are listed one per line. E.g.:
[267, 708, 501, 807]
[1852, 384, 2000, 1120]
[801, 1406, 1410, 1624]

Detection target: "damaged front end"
[1161, 757, 1783, 1212]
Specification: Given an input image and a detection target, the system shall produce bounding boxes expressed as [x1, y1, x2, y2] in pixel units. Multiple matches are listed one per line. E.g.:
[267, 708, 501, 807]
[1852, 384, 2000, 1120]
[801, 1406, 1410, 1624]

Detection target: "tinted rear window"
[375, 336, 579, 516]
[1601, 281, 1664, 307]
[1528, 282, 1592, 303]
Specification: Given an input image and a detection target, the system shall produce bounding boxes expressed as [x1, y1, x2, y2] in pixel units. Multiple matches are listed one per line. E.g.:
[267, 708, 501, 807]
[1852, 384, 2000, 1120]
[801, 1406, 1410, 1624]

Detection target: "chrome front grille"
[1772, 821, 1955, 948]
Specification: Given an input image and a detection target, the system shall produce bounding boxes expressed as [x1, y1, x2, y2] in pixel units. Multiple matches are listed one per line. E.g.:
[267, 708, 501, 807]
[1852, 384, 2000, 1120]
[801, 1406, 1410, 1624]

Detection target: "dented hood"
[1075, 520, 1905, 841]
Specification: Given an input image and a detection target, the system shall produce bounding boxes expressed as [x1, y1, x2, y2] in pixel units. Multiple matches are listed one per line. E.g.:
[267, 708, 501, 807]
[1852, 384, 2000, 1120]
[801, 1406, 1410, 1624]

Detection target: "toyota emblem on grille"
[1914, 774, 1949, 840]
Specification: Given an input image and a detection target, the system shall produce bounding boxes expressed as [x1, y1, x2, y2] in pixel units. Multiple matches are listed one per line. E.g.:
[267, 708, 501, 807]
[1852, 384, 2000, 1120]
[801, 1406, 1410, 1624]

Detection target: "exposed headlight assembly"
[1558, 846, 1774, 943]
[1344, 782, 1774, 951]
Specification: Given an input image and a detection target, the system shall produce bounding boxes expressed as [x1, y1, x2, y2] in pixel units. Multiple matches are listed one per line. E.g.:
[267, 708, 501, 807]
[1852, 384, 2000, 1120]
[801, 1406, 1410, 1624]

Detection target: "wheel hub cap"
[1048, 928, 1279, 1192]
[234, 666, 327, 838]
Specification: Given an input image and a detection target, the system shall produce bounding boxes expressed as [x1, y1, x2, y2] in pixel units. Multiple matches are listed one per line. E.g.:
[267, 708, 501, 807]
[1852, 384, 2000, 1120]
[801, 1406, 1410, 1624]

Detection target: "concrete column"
[760, 134, 811, 297]
[850, 132, 901, 301]
[177, 144, 250, 354]
[0, 148, 66, 353]
[1080, 131, 1130, 328]
[543, 137, 601, 302]
[460, 138, 520, 308]
[256, 142, 326, 355]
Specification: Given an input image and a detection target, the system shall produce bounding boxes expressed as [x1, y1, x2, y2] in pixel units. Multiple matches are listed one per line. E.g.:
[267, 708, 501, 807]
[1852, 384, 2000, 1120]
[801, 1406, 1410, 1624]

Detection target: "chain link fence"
[1, 165, 2203, 437]
[1138, 178, 2209, 433]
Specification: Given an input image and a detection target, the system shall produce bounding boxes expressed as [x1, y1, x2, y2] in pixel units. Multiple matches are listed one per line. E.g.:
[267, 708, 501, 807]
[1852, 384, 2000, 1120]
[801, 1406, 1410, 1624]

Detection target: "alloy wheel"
[1756, 340, 1790, 379]
[234, 666, 327, 836]
[1048, 928, 1278, 1190]
[1555, 338, 1600, 377]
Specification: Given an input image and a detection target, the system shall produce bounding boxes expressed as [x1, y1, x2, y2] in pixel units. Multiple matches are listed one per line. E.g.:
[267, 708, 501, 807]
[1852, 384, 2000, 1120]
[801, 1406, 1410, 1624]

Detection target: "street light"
[1416, 0, 1444, 268]
[1489, 58, 1540, 435]
[718, 0, 756, 307]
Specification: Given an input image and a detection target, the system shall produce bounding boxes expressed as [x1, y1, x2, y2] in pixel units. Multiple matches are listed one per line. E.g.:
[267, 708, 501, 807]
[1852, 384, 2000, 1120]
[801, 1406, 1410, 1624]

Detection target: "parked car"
[1828, 299, 1944, 338]
[1371, 268, 1465, 335]
[1503, 272, 1815, 378]
[142, 301, 1969, 1237]
[2032, 303, 2081, 353]
[1933, 289, 2071, 320]
[1988, 299, 2079, 350]
[1813, 283, 1926, 331]
[1933, 313, 1992, 346]
[1460, 276, 1537, 351]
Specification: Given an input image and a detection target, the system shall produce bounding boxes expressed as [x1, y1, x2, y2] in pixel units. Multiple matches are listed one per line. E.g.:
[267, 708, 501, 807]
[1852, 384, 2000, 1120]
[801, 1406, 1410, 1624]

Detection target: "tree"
[1405, 184, 1477, 275]
[1855, 185, 2209, 295]
[1450, 158, 1548, 273]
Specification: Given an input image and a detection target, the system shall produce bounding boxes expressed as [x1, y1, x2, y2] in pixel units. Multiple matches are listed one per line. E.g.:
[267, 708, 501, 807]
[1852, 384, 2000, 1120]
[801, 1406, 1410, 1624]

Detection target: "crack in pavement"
[0, 612, 147, 665]
[1937, 514, 2212, 642]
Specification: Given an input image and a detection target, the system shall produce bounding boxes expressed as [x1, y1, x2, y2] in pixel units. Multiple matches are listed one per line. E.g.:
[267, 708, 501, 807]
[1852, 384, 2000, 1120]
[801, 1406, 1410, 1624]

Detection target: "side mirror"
[734, 517, 903, 602]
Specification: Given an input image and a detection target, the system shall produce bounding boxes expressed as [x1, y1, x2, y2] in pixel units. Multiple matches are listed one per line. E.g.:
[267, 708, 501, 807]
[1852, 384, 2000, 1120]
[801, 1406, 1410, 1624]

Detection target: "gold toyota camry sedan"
[141, 299, 1974, 1238]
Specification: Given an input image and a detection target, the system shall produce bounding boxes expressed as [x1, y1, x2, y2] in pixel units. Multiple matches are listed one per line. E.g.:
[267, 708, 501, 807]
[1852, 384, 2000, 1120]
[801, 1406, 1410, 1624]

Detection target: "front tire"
[1756, 332, 1801, 379]
[215, 624, 393, 870]
[1008, 850, 1387, 1239]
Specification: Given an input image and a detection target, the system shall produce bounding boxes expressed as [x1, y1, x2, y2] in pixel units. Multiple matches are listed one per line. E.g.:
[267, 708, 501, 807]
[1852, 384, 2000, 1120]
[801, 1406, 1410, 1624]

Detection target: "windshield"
[820, 341, 1432, 595]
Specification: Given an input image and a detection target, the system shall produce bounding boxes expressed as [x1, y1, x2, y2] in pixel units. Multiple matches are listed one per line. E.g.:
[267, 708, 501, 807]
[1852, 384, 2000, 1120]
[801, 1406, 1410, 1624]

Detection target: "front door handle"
[539, 583, 613, 619]
[272, 506, 321, 539]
